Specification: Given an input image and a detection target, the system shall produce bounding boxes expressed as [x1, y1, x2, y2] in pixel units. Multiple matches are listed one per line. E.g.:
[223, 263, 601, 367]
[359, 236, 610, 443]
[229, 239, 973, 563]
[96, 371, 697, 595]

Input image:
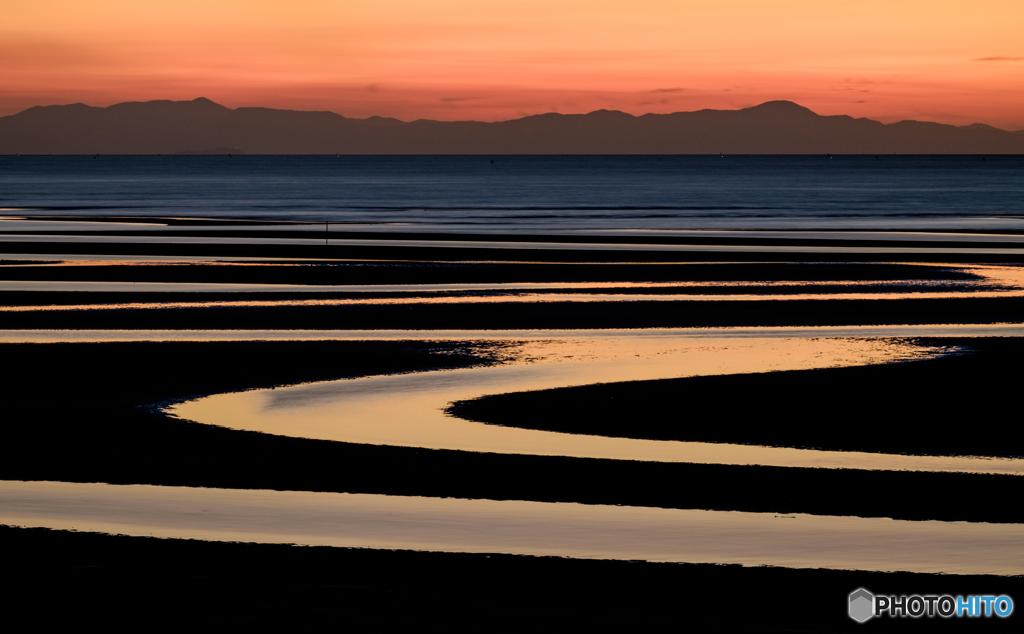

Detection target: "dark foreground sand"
[6, 524, 1023, 632]
[2, 338, 1023, 631]
[2, 236, 1023, 631]
[450, 337, 1022, 458]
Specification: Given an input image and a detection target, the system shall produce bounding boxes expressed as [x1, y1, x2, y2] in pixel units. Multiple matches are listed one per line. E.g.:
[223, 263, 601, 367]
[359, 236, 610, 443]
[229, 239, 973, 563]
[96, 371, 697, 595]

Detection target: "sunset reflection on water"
[166, 335, 1024, 475]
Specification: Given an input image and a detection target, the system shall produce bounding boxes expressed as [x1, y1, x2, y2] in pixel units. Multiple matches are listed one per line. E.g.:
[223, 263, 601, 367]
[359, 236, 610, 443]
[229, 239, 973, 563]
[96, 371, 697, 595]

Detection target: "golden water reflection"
[4, 324, 1024, 343]
[3, 265, 1024, 312]
[169, 336, 1024, 475]
[3, 481, 1022, 575]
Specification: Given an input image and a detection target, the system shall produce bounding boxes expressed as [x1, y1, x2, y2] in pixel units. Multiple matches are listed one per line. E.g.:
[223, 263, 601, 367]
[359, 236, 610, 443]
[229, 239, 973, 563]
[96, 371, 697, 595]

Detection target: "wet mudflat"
[6, 523, 1023, 633]
[3, 335, 1024, 631]
[3, 237, 1024, 630]
[5, 322, 1024, 342]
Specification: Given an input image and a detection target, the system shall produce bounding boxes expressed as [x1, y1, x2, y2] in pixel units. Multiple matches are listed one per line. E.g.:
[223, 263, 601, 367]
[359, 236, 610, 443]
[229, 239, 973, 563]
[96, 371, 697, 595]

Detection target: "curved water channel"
[170, 334, 1024, 475]
[7, 328, 1024, 572]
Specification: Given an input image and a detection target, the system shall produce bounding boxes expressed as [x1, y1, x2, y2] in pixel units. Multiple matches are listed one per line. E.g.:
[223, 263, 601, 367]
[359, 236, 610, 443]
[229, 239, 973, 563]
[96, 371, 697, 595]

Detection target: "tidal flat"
[2, 213, 1024, 630]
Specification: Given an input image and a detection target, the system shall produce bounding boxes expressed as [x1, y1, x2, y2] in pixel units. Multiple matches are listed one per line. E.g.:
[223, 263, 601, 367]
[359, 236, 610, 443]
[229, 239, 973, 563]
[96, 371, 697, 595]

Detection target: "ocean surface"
[1, 155, 1022, 234]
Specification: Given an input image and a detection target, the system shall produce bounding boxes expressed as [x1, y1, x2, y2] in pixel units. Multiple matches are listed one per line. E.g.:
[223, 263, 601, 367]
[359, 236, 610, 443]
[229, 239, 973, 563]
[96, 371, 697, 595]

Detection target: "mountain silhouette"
[1, 97, 1022, 154]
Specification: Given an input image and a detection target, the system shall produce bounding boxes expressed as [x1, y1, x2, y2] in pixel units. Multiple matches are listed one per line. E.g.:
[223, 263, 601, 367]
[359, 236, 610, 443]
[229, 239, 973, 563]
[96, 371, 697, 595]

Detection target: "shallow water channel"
[169, 335, 1024, 475]
[3, 480, 1023, 575]
[8, 329, 1024, 571]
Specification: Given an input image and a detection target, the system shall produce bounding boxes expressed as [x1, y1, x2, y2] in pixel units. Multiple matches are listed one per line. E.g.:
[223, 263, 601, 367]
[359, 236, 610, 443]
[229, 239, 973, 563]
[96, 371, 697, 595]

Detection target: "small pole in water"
[325, 221, 329, 246]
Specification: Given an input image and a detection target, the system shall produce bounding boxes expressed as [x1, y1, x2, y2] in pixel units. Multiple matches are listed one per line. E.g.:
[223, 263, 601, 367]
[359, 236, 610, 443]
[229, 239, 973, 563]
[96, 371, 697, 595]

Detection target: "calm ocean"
[1, 155, 1022, 234]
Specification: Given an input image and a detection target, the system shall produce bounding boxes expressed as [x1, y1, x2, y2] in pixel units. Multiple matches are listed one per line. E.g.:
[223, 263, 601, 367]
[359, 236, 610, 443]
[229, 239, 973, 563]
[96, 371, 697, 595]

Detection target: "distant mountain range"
[1, 97, 1022, 155]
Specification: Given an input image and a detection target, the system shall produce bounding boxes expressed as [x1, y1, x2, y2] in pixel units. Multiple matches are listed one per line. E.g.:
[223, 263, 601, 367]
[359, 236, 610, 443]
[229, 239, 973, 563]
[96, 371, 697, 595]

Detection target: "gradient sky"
[3, 0, 1023, 128]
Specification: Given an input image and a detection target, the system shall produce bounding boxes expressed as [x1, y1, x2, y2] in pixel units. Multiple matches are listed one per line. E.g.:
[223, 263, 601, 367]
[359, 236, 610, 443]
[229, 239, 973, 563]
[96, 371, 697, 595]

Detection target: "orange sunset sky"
[3, 0, 1023, 129]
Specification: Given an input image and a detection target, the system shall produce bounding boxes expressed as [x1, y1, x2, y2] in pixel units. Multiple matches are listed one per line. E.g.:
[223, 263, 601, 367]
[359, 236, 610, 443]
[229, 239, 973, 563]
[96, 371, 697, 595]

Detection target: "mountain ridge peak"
[2, 98, 1021, 154]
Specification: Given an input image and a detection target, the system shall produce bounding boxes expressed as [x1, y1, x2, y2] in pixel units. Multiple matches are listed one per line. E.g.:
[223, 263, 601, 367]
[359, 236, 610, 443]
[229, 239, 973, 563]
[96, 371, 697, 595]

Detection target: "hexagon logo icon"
[849, 588, 875, 623]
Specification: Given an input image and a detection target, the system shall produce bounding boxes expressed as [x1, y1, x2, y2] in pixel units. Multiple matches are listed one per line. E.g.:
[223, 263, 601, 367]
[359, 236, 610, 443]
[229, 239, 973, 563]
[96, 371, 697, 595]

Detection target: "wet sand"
[3, 337, 1024, 523]
[4, 322, 1024, 342]
[6, 294, 1024, 330]
[7, 217, 1024, 252]
[3, 232, 1024, 629]
[6, 524, 1022, 632]
[4, 224, 1024, 262]
[3, 336, 1024, 631]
